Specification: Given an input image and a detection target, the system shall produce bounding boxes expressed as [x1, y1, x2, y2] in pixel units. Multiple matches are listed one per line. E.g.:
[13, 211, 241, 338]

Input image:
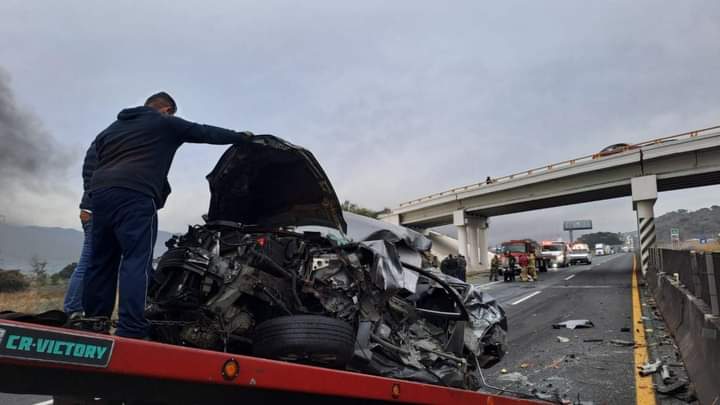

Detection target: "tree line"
[0, 259, 76, 293]
[577, 232, 624, 247]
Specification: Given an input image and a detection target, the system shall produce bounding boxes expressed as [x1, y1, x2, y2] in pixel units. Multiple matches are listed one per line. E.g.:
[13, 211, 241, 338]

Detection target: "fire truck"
[499, 239, 549, 273]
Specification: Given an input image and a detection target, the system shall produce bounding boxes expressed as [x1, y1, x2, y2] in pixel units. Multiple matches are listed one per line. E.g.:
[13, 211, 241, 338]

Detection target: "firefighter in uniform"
[503, 251, 516, 282]
[489, 254, 500, 281]
[519, 253, 530, 282]
[527, 251, 538, 281]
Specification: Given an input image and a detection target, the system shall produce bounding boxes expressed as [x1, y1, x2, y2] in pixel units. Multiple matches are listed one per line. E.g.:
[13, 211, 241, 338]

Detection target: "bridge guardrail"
[649, 248, 720, 315]
[646, 247, 720, 405]
[398, 125, 720, 209]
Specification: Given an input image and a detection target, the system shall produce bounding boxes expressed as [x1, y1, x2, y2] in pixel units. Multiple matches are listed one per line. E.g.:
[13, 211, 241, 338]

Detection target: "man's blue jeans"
[82, 187, 157, 338]
[63, 218, 93, 314]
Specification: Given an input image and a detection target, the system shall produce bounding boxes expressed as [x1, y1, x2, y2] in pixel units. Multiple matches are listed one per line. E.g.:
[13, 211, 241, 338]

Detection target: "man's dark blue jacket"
[81, 106, 251, 209]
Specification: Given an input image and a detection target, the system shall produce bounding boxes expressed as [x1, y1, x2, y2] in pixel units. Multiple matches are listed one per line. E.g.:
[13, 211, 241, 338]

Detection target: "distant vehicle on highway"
[594, 243, 605, 256]
[540, 240, 570, 268]
[569, 243, 592, 265]
[594, 243, 612, 255]
[592, 143, 638, 159]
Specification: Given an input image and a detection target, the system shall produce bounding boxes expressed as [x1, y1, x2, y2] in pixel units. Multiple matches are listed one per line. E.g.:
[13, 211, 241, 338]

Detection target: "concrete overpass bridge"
[382, 125, 720, 272]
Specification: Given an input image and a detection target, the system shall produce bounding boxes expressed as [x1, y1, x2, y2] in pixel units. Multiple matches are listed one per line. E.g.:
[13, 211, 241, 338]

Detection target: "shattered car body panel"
[147, 140, 507, 389]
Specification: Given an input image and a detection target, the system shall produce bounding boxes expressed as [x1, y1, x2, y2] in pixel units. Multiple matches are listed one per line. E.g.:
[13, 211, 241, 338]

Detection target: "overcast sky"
[1, 0, 719, 240]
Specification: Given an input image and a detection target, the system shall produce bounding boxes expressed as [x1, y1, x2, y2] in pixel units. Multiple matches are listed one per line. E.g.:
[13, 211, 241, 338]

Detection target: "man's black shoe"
[65, 315, 112, 335]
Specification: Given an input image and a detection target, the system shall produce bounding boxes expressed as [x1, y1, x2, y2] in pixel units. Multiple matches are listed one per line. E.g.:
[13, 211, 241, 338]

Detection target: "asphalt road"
[0, 254, 636, 405]
[479, 253, 637, 404]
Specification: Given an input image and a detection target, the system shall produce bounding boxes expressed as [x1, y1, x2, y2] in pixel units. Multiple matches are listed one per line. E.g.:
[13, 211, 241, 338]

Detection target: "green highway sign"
[563, 220, 593, 231]
[670, 228, 680, 240]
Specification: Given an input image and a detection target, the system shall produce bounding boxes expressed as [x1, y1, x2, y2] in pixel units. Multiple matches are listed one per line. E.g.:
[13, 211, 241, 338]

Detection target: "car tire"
[253, 315, 355, 368]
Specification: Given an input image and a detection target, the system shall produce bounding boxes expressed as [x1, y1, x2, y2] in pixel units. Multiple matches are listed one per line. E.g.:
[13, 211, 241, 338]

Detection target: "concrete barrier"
[648, 254, 720, 405]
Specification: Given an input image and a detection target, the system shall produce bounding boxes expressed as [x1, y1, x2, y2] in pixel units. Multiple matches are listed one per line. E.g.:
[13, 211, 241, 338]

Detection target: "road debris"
[561, 393, 595, 405]
[533, 390, 561, 401]
[552, 319, 594, 329]
[620, 327, 630, 332]
[609, 339, 635, 347]
[582, 338, 603, 343]
[655, 379, 689, 395]
[546, 357, 564, 369]
[497, 371, 530, 385]
[639, 359, 662, 376]
[660, 364, 671, 384]
[557, 336, 570, 343]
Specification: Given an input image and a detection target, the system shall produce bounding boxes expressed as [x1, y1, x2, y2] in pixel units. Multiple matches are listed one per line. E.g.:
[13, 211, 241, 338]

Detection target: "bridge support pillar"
[466, 219, 479, 271]
[632, 175, 657, 275]
[453, 210, 468, 258]
[466, 216, 489, 270]
[476, 217, 489, 270]
[382, 214, 401, 226]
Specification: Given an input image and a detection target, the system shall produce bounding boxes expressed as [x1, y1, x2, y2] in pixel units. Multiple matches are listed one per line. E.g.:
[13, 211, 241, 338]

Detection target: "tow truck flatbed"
[0, 319, 544, 404]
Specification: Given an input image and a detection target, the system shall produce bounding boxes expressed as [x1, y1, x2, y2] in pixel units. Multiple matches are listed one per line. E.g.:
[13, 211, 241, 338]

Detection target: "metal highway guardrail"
[397, 125, 720, 209]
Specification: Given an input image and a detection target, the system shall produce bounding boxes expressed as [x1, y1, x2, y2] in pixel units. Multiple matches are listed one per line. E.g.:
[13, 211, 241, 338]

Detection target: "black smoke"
[0, 68, 72, 219]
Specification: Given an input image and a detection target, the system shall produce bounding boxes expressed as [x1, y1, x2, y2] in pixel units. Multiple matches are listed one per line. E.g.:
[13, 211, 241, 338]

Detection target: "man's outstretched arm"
[171, 117, 253, 145]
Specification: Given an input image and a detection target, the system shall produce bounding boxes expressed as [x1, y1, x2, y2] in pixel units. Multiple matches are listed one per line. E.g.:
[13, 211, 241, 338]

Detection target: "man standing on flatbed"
[82, 92, 254, 339]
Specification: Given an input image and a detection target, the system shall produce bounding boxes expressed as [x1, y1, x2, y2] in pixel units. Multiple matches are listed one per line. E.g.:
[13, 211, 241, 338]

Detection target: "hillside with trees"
[578, 232, 624, 247]
[341, 201, 389, 219]
[655, 206, 720, 242]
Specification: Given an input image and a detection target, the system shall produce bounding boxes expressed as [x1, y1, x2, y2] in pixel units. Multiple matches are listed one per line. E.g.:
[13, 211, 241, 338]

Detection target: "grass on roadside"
[0, 283, 67, 313]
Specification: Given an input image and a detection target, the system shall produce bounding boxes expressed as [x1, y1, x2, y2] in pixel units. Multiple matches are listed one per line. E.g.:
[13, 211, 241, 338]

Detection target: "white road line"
[511, 291, 542, 305]
[33, 400, 53, 405]
[548, 285, 615, 289]
[564, 274, 576, 281]
[478, 280, 503, 289]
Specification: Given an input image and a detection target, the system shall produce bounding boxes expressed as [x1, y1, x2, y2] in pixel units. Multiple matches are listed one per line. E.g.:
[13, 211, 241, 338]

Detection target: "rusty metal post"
[705, 253, 719, 316]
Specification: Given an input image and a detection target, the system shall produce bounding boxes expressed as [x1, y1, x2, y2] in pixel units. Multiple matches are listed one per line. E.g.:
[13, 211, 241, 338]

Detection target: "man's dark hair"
[144, 91, 177, 114]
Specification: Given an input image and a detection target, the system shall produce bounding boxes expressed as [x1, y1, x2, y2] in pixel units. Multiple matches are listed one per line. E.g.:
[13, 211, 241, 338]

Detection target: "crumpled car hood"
[344, 212, 432, 293]
[206, 135, 347, 232]
[344, 212, 432, 252]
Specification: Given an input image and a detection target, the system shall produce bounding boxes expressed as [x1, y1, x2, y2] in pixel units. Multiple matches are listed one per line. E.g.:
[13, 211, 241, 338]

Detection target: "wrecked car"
[146, 135, 507, 389]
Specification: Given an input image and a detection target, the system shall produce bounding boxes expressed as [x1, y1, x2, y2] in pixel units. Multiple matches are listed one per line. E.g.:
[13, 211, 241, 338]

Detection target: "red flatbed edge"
[0, 319, 545, 404]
